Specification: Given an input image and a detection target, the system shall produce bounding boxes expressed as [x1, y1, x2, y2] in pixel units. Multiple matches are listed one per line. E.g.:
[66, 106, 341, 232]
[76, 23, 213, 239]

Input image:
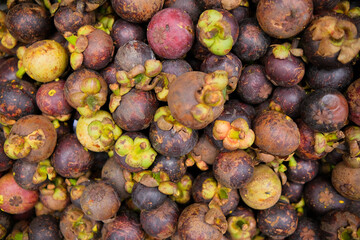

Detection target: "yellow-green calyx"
[75, 77, 104, 117]
[115, 135, 157, 170]
[40, 177, 68, 201]
[310, 16, 360, 64]
[94, 16, 115, 35]
[4, 129, 46, 159]
[227, 216, 255, 240]
[213, 118, 255, 151]
[197, 9, 234, 56]
[65, 25, 96, 70]
[170, 174, 192, 204]
[314, 131, 345, 154]
[109, 59, 163, 112]
[87, 117, 122, 147]
[32, 159, 56, 184]
[154, 106, 193, 135]
[191, 70, 228, 123]
[68, 208, 98, 240]
[0, 11, 17, 50]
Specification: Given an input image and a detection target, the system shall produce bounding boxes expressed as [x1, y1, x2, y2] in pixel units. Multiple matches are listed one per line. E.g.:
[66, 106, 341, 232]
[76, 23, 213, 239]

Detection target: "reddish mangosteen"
[300, 88, 348, 133]
[54, 6, 96, 34]
[60, 204, 102, 240]
[164, 0, 203, 22]
[235, 64, 273, 105]
[232, 18, 271, 63]
[149, 106, 198, 157]
[167, 70, 229, 130]
[213, 150, 253, 189]
[114, 131, 157, 172]
[257, 200, 298, 239]
[147, 8, 195, 59]
[110, 18, 145, 49]
[4, 115, 57, 162]
[332, 161, 360, 201]
[51, 134, 94, 178]
[197, 8, 239, 56]
[305, 64, 353, 91]
[114, 40, 156, 72]
[253, 110, 300, 157]
[0, 173, 39, 215]
[112, 89, 158, 131]
[12, 159, 55, 191]
[36, 80, 73, 122]
[177, 203, 227, 240]
[101, 207, 145, 239]
[140, 198, 179, 239]
[64, 68, 108, 117]
[5, 3, 52, 44]
[0, 79, 37, 126]
[304, 176, 348, 216]
[256, 0, 313, 39]
[264, 43, 306, 87]
[320, 211, 360, 240]
[28, 214, 61, 240]
[239, 164, 282, 210]
[200, 53, 242, 94]
[269, 85, 306, 119]
[65, 25, 114, 71]
[111, 0, 164, 23]
[346, 78, 360, 126]
[80, 181, 120, 221]
[301, 14, 360, 68]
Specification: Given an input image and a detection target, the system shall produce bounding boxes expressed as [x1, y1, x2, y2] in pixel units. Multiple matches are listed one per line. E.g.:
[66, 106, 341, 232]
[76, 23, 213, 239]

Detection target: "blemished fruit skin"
[147, 8, 195, 59]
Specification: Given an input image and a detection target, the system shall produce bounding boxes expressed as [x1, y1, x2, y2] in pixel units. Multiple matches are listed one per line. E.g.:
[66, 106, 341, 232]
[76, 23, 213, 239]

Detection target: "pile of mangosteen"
[0, 0, 360, 239]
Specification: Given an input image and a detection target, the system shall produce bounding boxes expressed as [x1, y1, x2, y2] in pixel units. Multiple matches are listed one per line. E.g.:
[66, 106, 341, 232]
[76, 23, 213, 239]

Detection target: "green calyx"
[40, 177, 68, 201]
[227, 216, 253, 240]
[32, 159, 56, 184]
[94, 16, 115, 35]
[4, 129, 46, 160]
[213, 118, 255, 151]
[87, 117, 122, 146]
[197, 9, 233, 56]
[202, 177, 218, 200]
[271, 43, 291, 59]
[115, 135, 157, 170]
[170, 174, 192, 204]
[154, 106, 193, 134]
[314, 131, 345, 154]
